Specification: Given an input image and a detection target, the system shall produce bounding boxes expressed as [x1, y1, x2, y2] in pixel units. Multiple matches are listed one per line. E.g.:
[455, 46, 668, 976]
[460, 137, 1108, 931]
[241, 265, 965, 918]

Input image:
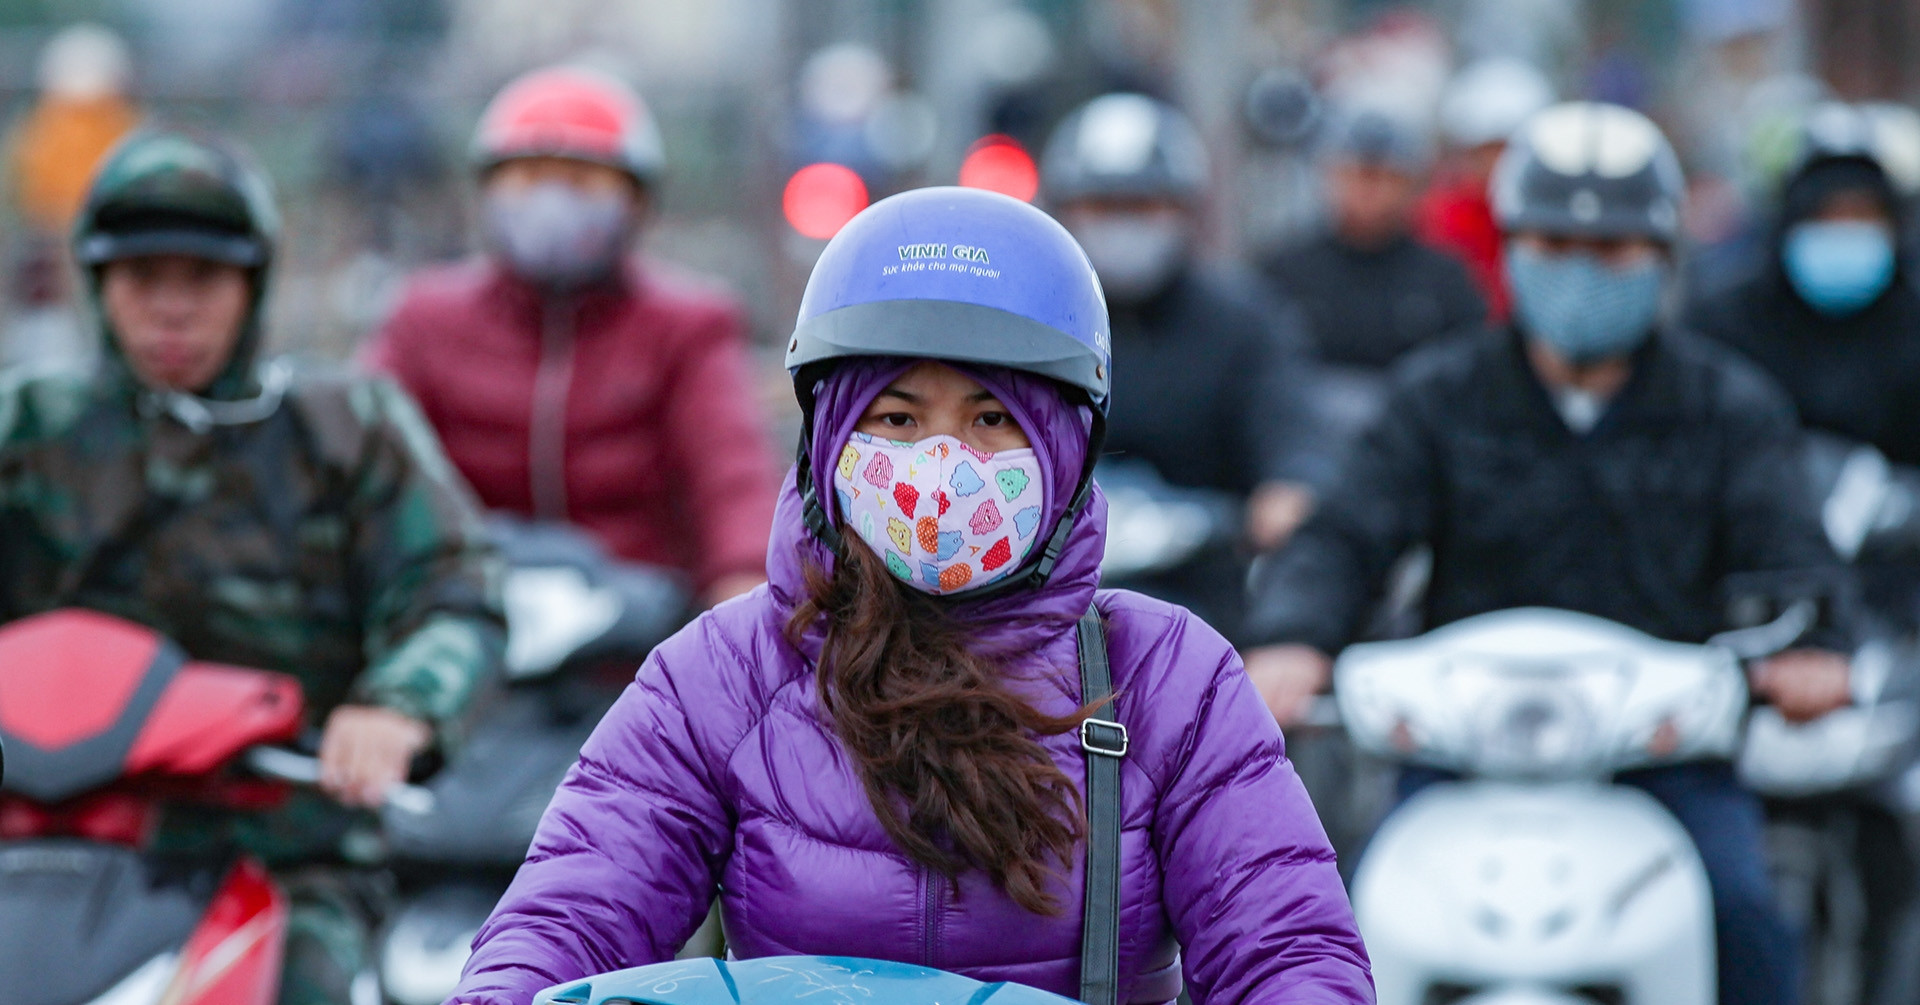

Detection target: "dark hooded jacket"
[1688, 157, 1920, 627]
[1245, 325, 1851, 654]
[1687, 157, 1920, 467]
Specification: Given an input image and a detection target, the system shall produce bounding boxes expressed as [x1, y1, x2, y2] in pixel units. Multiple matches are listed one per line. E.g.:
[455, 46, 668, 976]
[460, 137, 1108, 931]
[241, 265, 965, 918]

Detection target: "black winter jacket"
[1261, 230, 1487, 370]
[1102, 267, 1322, 642]
[1687, 266, 1920, 468]
[1246, 325, 1852, 653]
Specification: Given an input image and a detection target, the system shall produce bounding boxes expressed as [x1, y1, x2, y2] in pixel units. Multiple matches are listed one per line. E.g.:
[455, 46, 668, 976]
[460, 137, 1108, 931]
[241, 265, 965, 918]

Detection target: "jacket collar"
[1487, 324, 1685, 439]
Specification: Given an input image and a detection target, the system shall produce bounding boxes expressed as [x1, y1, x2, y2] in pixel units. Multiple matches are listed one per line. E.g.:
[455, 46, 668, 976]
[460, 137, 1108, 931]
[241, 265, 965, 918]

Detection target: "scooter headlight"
[1473, 684, 1598, 777]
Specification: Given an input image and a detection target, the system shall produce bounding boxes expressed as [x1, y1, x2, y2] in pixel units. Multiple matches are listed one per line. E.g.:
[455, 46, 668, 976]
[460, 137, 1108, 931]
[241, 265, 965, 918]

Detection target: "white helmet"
[1439, 58, 1554, 150]
[38, 23, 130, 102]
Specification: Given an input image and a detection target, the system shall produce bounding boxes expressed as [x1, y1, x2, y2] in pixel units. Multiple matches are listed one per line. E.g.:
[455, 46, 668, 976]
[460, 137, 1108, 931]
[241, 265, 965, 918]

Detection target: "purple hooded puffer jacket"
[451, 360, 1373, 1005]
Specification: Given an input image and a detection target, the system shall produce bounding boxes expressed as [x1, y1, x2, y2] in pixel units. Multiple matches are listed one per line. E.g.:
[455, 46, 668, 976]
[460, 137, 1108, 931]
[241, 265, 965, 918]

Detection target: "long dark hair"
[786, 539, 1092, 915]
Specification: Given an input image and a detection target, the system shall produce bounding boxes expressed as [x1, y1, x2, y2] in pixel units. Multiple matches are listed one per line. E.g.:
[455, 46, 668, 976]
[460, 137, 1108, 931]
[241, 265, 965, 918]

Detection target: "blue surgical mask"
[1507, 244, 1665, 363]
[1783, 220, 1896, 318]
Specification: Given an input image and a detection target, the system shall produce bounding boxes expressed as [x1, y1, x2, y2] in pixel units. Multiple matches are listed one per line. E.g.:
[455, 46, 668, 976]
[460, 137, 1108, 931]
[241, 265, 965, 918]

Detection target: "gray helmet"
[1323, 107, 1433, 175]
[1040, 93, 1209, 205]
[1784, 102, 1902, 192]
[1492, 101, 1685, 243]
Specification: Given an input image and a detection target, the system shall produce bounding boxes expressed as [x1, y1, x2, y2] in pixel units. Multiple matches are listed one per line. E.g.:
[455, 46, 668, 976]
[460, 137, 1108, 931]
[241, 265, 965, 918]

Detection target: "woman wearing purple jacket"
[450, 188, 1372, 1005]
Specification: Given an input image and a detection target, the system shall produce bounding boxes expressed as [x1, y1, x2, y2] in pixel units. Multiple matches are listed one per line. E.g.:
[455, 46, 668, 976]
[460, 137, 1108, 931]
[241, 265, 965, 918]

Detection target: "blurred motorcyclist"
[1688, 102, 1920, 1005]
[1691, 104, 1920, 472]
[1416, 58, 1556, 319]
[1262, 108, 1485, 371]
[1041, 93, 1323, 633]
[3, 23, 141, 369]
[6, 23, 138, 239]
[364, 65, 778, 607]
[1244, 102, 1854, 1005]
[0, 127, 504, 1005]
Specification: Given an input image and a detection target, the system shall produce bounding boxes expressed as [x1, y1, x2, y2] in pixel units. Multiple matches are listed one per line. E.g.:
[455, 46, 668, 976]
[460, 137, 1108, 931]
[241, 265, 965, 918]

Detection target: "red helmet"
[472, 65, 665, 185]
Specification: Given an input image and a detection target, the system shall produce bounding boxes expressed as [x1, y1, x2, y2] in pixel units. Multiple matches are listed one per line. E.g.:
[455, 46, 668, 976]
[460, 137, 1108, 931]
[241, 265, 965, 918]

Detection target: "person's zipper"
[920, 864, 943, 969]
[529, 294, 577, 521]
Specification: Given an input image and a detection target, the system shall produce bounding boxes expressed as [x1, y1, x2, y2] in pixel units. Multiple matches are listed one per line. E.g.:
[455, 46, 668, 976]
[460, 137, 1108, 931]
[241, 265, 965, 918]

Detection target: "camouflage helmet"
[73, 128, 280, 272]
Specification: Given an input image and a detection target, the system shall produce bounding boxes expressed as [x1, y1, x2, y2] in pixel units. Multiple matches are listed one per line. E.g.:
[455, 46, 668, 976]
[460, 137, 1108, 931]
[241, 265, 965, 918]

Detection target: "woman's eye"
[877, 413, 914, 428]
[977, 412, 1010, 428]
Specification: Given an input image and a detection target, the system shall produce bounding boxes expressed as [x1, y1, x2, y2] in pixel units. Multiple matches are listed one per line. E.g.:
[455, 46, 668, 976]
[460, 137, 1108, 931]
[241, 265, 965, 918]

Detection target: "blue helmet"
[786, 185, 1111, 413]
[786, 187, 1110, 594]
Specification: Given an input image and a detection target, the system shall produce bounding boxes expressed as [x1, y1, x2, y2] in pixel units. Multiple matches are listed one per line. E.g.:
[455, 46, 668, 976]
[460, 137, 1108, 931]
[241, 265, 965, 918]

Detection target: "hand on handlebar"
[1244, 644, 1334, 727]
[1749, 649, 1852, 724]
[318, 705, 431, 809]
[1247, 481, 1316, 552]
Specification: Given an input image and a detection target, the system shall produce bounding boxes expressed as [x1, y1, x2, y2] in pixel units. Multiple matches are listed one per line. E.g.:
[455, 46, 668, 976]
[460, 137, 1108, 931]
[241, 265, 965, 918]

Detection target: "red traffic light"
[783, 162, 870, 240]
[958, 135, 1039, 202]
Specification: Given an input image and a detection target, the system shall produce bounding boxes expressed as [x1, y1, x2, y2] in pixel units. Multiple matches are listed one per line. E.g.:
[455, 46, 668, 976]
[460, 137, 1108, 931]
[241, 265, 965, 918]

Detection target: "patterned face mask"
[833, 432, 1047, 595]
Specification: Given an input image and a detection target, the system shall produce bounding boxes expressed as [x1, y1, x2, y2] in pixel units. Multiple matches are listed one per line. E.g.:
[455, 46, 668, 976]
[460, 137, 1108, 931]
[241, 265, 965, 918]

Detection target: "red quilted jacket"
[363, 258, 779, 591]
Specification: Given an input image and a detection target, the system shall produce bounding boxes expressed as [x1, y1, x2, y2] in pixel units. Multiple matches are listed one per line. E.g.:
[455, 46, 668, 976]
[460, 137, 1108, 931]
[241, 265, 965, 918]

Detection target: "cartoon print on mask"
[862, 453, 893, 490]
[969, 498, 1003, 536]
[949, 461, 986, 497]
[995, 468, 1030, 502]
[835, 432, 1045, 596]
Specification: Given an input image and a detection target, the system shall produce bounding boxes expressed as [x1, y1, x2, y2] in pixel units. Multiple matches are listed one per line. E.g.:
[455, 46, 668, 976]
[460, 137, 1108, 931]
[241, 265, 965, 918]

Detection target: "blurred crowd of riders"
[10, 15, 1920, 1005]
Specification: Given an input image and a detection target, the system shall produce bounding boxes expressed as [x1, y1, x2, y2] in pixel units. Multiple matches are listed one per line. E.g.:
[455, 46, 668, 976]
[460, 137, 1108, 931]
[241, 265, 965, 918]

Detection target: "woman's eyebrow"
[875, 387, 920, 404]
[968, 390, 1000, 403]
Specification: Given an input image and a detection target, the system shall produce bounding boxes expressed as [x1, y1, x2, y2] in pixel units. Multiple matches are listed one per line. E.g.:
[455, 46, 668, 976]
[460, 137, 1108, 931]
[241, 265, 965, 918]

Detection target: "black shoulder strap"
[1077, 606, 1127, 1005]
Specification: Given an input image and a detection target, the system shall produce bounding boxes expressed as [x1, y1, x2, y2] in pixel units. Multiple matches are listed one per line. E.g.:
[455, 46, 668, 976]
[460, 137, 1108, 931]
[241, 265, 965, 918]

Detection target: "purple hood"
[778, 357, 1107, 662]
[450, 364, 1372, 1005]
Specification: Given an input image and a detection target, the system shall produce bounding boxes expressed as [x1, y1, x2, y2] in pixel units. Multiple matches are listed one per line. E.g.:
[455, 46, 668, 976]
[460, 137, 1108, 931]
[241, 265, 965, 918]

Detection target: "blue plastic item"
[534, 955, 1082, 1005]
[786, 186, 1112, 413]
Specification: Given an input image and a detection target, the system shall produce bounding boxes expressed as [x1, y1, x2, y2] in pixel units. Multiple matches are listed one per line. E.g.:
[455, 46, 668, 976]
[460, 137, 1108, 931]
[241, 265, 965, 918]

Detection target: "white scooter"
[1339, 606, 1788, 1005]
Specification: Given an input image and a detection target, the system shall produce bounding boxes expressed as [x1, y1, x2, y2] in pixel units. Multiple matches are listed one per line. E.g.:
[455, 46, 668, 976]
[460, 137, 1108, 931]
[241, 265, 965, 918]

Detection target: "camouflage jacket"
[0, 361, 505, 741]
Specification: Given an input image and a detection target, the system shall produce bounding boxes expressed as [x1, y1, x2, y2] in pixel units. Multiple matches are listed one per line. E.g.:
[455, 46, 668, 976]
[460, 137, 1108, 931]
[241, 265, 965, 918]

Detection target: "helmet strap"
[795, 420, 847, 560]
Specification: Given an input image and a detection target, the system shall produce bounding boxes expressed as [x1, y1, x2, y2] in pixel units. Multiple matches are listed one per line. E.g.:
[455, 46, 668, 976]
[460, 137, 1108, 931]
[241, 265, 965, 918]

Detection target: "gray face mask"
[482, 182, 633, 290]
[1070, 215, 1189, 304]
[1507, 243, 1666, 364]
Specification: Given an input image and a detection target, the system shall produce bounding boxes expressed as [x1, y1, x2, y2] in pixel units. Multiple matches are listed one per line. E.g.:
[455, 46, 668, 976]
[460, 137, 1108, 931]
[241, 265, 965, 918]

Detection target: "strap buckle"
[1080, 718, 1129, 758]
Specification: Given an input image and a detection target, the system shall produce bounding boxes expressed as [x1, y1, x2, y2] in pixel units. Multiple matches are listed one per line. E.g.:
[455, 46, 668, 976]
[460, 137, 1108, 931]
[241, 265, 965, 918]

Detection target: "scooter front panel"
[1354, 781, 1715, 1005]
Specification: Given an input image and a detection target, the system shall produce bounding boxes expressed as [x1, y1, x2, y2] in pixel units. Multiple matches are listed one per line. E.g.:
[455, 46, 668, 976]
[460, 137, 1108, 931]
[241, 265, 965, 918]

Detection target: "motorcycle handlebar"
[242, 746, 437, 816]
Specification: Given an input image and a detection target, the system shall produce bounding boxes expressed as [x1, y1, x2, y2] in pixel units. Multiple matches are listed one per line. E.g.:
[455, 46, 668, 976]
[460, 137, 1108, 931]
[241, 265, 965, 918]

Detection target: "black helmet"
[1492, 101, 1685, 243]
[74, 127, 279, 271]
[1040, 93, 1209, 205]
